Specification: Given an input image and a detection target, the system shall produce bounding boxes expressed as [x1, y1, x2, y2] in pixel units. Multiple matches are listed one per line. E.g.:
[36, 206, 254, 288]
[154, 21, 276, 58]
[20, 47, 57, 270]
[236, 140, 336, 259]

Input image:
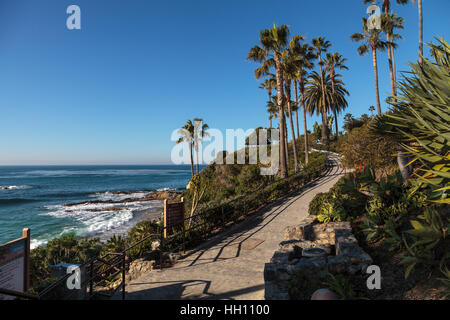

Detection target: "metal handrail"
[1, 156, 327, 300]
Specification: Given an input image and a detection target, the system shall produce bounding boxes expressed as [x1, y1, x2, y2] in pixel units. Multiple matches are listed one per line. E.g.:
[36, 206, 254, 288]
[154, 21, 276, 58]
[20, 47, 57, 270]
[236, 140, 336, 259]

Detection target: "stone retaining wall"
[264, 216, 372, 300]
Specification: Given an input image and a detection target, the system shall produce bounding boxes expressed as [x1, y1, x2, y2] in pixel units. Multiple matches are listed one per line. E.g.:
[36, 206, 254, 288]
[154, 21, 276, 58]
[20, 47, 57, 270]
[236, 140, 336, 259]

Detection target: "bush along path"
[114, 151, 344, 300]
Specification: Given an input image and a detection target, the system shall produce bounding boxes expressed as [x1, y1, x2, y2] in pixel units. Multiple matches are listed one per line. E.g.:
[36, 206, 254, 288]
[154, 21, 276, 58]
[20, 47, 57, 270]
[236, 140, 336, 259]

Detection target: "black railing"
[1, 153, 329, 300]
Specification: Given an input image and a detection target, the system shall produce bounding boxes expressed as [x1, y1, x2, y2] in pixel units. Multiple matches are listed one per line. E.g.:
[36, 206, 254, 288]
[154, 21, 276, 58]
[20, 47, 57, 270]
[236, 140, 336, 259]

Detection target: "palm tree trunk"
[189, 143, 194, 178]
[268, 90, 272, 129]
[301, 92, 309, 165]
[318, 53, 329, 145]
[333, 109, 339, 139]
[387, 35, 397, 100]
[392, 46, 397, 83]
[274, 53, 288, 178]
[330, 76, 339, 139]
[294, 79, 300, 142]
[283, 111, 289, 165]
[285, 80, 298, 173]
[321, 110, 328, 144]
[281, 74, 289, 168]
[195, 146, 199, 174]
[372, 46, 382, 116]
[397, 144, 410, 181]
[418, 0, 423, 64]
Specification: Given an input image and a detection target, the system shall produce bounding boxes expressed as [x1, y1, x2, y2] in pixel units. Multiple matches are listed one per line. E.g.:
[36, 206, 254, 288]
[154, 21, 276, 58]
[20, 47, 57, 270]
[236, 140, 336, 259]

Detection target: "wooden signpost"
[0, 228, 30, 300]
[163, 198, 185, 238]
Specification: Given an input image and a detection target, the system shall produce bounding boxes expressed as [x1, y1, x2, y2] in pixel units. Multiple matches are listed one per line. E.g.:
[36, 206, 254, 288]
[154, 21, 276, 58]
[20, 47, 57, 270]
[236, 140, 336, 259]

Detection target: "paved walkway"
[118, 151, 343, 300]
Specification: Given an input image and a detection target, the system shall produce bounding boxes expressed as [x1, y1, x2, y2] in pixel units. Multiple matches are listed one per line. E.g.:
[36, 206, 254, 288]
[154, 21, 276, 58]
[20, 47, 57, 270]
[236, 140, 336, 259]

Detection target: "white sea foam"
[31, 239, 47, 249]
[22, 169, 188, 177]
[41, 199, 163, 238]
[89, 191, 151, 201]
[0, 185, 32, 190]
[157, 187, 171, 191]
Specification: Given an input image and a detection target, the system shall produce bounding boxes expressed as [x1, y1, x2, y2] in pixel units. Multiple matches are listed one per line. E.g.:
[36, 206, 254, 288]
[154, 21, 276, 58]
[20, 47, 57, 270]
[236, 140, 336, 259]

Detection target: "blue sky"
[0, 0, 448, 165]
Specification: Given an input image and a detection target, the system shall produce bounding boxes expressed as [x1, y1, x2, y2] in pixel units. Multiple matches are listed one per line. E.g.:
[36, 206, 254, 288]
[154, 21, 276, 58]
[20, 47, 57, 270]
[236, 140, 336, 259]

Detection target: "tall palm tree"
[177, 120, 195, 178]
[365, 0, 421, 63]
[294, 44, 316, 164]
[259, 73, 277, 104]
[418, 0, 423, 63]
[193, 118, 209, 175]
[304, 71, 349, 135]
[312, 37, 332, 144]
[381, 13, 404, 99]
[266, 98, 278, 128]
[247, 24, 290, 178]
[363, 0, 409, 15]
[351, 18, 387, 116]
[325, 52, 349, 139]
[259, 74, 277, 128]
[281, 35, 305, 173]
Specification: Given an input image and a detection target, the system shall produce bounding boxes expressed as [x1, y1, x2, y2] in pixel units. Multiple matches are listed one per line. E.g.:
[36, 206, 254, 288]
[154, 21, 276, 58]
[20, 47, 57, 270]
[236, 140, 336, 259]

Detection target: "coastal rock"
[64, 190, 182, 208]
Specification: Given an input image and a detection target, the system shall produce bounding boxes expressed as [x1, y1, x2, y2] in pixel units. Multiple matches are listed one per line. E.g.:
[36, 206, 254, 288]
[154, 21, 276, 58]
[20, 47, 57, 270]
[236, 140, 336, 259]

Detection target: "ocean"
[0, 165, 198, 249]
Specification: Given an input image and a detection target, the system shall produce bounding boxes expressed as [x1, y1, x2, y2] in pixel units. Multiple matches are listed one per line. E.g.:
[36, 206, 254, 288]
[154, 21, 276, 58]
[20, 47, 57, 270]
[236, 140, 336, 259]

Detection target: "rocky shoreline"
[64, 189, 183, 208]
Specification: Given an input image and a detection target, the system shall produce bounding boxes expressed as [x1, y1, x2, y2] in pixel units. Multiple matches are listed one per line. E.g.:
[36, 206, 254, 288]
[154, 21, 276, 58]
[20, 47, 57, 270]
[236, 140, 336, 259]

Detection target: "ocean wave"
[41, 200, 163, 237]
[31, 239, 47, 249]
[0, 198, 38, 205]
[89, 191, 152, 202]
[0, 185, 33, 191]
[21, 169, 190, 177]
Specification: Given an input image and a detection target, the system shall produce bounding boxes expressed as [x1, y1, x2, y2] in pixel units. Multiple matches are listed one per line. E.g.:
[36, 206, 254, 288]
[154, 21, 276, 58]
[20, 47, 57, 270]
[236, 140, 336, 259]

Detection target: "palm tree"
[381, 13, 404, 99]
[247, 24, 290, 178]
[304, 71, 349, 136]
[312, 37, 332, 144]
[351, 18, 387, 116]
[294, 44, 316, 164]
[418, 0, 423, 63]
[177, 120, 195, 178]
[270, 95, 290, 165]
[266, 98, 278, 128]
[363, 0, 409, 15]
[259, 74, 277, 128]
[281, 35, 305, 173]
[325, 52, 348, 139]
[365, 0, 421, 63]
[193, 118, 209, 175]
[259, 74, 277, 104]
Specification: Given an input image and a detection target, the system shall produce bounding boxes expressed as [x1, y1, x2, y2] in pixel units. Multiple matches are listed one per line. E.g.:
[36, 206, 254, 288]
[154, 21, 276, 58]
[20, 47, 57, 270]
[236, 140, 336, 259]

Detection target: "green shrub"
[399, 208, 450, 279]
[309, 193, 332, 216]
[322, 273, 365, 300]
[339, 122, 397, 173]
[372, 38, 449, 204]
[317, 193, 347, 223]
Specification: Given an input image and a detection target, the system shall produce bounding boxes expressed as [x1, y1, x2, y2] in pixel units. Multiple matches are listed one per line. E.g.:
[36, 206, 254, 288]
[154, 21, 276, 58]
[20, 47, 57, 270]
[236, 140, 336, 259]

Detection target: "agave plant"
[372, 38, 450, 204]
[399, 207, 449, 278]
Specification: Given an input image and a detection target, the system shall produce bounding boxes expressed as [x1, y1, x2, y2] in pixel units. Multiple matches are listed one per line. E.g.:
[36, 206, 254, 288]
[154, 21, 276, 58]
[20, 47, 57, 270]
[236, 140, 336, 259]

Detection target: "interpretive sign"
[163, 198, 185, 238]
[0, 228, 30, 300]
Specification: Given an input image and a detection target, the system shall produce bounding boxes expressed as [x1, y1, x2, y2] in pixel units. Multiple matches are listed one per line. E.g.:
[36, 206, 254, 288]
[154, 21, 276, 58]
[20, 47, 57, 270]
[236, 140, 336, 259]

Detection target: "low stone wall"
[107, 249, 180, 290]
[264, 216, 372, 300]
